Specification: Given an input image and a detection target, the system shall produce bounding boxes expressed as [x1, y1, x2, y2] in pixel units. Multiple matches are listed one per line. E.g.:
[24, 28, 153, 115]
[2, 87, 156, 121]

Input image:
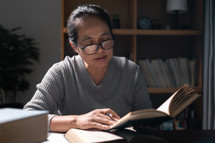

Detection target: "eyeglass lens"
[84, 39, 114, 55]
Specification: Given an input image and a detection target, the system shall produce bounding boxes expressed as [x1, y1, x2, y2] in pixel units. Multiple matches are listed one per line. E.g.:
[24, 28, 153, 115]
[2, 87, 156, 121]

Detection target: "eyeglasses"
[74, 39, 114, 55]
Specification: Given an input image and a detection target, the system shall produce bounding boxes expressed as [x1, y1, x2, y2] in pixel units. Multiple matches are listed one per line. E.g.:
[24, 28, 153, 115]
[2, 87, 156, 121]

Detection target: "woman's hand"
[75, 108, 120, 130]
[50, 108, 120, 132]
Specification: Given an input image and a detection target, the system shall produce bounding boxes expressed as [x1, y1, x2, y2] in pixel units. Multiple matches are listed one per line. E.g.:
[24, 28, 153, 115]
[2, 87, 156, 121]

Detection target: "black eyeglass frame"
[71, 38, 115, 55]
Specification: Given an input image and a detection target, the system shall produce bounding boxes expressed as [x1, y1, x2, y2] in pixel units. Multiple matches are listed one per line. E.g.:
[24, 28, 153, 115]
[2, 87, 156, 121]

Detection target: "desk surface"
[153, 130, 215, 143]
[44, 130, 215, 143]
[43, 133, 68, 143]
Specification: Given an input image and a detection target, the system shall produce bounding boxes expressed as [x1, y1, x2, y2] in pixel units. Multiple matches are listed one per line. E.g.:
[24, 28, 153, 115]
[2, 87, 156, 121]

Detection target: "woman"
[24, 4, 152, 132]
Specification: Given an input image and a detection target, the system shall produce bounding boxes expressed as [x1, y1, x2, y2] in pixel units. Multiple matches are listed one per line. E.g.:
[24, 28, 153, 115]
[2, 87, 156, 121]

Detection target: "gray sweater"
[24, 55, 152, 123]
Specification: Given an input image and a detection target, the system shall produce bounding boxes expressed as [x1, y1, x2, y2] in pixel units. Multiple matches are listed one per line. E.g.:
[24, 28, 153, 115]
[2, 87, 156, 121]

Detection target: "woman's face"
[74, 16, 113, 69]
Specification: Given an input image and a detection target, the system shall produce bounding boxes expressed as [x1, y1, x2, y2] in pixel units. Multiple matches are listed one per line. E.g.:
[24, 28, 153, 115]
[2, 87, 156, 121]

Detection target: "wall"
[0, 0, 62, 105]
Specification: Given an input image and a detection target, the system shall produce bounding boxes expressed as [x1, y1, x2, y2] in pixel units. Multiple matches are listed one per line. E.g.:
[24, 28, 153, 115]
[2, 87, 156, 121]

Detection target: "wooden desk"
[116, 129, 215, 143]
[153, 130, 215, 143]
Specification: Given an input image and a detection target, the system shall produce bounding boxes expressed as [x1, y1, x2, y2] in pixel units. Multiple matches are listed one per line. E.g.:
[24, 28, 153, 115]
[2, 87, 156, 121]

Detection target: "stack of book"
[138, 57, 198, 87]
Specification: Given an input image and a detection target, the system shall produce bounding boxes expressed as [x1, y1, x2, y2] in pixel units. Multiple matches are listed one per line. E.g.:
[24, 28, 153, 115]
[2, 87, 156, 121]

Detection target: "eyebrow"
[80, 32, 111, 43]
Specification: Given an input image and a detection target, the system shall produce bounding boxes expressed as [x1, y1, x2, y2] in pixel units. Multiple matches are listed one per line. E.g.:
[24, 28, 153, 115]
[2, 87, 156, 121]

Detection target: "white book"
[157, 59, 172, 87]
[146, 59, 161, 87]
[65, 128, 123, 143]
[151, 59, 168, 87]
[165, 59, 177, 87]
[139, 60, 157, 87]
[167, 58, 182, 87]
[139, 60, 153, 87]
[177, 57, 191, 85]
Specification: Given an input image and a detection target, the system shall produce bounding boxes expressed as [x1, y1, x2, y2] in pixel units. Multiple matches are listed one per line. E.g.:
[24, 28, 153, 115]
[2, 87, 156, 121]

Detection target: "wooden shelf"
[113, 29, 202, 36]
[148, 87, 202, 94]
[63, 27, 202, 36]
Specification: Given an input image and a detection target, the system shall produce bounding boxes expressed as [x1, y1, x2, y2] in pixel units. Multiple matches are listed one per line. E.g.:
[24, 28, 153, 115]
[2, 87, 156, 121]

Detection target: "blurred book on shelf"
[138, 57, 198, 88]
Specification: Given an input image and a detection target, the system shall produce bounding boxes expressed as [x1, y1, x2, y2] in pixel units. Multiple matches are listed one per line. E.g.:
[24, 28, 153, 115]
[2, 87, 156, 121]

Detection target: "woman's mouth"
[95, 55, 107, 61]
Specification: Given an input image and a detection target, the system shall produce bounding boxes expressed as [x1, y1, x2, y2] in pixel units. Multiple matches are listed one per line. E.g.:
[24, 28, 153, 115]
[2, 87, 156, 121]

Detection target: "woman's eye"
[82, 43, 94, 47]
[100, 38, 112, 43]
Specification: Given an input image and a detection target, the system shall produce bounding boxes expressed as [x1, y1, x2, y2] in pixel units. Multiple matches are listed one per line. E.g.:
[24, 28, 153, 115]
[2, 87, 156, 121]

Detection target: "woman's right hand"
[75, 108, 120, 130]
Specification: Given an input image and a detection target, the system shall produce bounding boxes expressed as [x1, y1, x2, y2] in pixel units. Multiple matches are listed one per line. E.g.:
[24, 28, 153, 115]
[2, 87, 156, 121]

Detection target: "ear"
[69, 40, 77, 52]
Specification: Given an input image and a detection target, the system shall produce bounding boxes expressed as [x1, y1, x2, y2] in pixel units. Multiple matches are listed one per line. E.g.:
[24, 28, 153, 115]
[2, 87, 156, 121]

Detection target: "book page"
[109, 109, 167, 130]
[129, 109, 167, 120]
[65, 129, 123, 143]
[156, 94, 175, 115]
[157, 84, 200, 117]
[156, 84, 188, 115]
[157, 84, 187, 116]
[170, 93, 200, 117]
[44, 133, 69, 143]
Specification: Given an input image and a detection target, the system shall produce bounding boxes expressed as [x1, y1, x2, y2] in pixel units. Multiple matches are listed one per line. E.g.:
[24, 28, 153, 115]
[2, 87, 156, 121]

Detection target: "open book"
[109, 84, 201, 130]
[65, 128, 124, 143]
[65, 127, 167, 143]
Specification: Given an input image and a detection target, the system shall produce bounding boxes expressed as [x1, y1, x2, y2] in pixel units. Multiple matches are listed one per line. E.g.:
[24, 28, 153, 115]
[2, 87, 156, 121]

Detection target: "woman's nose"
[96, 44, 104, 53]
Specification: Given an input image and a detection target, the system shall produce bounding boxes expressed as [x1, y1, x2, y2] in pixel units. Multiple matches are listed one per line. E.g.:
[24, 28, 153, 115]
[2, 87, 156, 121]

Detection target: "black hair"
[67, 4, 113, 43]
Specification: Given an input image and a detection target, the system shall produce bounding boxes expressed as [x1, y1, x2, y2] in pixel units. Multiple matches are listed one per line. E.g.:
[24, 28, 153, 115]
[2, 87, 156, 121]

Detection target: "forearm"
[49, 115, 78, 132]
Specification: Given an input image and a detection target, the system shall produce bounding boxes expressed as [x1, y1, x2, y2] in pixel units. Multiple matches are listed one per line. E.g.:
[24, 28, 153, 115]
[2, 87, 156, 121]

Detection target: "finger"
[95, 114, 116, 125]
[108, 111, 120, 119]
[101, 108, 121, 119]
[98, 110, 119, 122]
[99, 113, 119, 124]
[105, 113, 120, 122]
[88, 121, 110, 130]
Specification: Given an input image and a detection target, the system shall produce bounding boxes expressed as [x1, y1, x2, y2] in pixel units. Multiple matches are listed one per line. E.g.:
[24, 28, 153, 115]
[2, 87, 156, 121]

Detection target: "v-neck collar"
[78, 56, 114, 88]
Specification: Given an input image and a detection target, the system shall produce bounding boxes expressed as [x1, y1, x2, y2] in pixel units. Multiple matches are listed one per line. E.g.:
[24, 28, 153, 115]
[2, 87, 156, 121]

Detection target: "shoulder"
[47, 55, 81, 76]
[51, 55, 81, 70]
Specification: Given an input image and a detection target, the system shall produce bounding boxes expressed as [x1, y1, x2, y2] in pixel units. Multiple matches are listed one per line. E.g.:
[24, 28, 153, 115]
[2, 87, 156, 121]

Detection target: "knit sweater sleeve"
[24, 61, 66, 128]
[24, 62, 65, 112]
